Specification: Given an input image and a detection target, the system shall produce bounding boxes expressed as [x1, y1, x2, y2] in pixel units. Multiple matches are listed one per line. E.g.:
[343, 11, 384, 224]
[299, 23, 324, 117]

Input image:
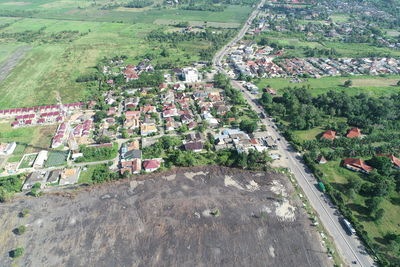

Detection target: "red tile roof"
[143, 159, 160, 170]
[343, 158, 373, 172]
[321, 130, 336, 140]
[346, 127, 361, 138]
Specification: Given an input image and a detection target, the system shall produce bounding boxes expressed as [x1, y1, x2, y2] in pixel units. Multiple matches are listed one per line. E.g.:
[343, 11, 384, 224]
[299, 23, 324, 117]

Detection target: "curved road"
[212, 1, 375, 266]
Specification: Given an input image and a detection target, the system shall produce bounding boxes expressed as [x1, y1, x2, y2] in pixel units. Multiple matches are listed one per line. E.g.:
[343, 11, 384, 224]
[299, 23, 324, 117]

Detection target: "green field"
[0, 0, 251, 24]
[255, 75, 400, 97]
[0, 17, 213, 108]
[45, 150, 69, 167]
[0, 123, 56, 152]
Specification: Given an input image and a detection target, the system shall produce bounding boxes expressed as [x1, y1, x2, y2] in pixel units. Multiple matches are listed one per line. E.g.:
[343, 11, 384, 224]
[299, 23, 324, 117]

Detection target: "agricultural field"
[255, 75, 400, 97]
[0, 0, 251, 24]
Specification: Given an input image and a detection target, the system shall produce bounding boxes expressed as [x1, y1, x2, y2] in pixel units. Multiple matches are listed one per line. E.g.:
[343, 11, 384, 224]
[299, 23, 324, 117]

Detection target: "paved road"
[212, 0, 266, 67]
[212, 1, 375, 266]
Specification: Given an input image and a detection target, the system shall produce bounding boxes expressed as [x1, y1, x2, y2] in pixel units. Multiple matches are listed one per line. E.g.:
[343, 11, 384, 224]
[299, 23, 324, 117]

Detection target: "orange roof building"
[321, 130, 336, 140]
[343, 158, 373, 173]
[346, 127, 361, 138]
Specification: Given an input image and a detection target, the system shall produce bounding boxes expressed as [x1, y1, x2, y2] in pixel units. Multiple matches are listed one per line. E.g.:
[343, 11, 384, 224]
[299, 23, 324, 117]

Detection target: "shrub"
[13, 225, 26, 235]
[9, 247, 24, 258]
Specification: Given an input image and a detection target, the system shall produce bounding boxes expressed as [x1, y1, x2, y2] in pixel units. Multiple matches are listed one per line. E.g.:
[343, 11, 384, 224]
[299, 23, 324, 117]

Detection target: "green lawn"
[77, 164, 102, 184]
[255, 75, 400, 97]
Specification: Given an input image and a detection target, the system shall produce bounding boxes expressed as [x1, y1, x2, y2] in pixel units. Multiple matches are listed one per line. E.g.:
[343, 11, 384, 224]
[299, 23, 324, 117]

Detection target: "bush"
[13, 225, 26, 235]
[19, 209, 30, 218]
[9, 247, 24, 258]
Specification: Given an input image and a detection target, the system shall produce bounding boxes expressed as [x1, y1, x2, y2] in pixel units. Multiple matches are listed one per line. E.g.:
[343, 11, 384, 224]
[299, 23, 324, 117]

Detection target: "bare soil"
[0, 166, 331, 267]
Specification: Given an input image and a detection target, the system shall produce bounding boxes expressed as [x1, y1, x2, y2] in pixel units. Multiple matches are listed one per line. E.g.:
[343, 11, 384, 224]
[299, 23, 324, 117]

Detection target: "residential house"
[316, 155, 327, 164]
[143, 159, 161, 172]
[120, 158, 142, 174]
[34, 150, 48, 169]
[343, 158, 373, 174]
[184, 142, 203, 153]
[321, 130, 336, 140]
[141, 123, 157, 136]
[182, 67, 200, 83]
[346, 127, 361, 138]
[59, 168, 80, 185]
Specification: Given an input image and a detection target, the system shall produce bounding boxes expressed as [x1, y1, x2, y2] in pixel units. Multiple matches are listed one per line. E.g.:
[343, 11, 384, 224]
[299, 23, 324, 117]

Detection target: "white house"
[0, 142, 16, 155]
[182, 67, 200, 83]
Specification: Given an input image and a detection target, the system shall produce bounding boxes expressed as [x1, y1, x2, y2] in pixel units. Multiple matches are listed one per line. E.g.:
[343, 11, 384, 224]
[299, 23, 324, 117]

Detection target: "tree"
[397, 80, 400, 86]
[9, 247, 24, 258]
[160, 48, 169, 57]
[93, 111, 107, 123]
[367, 156, 392, 176]
[375, 208, 385, 222]
[0, 188, 12, 203]
[344, 80, 352, 87]
[13, 225, 26, 235]
[348, 177, 362, 193]
[239, 120, 257, 134]
[365, 197, 382, 215]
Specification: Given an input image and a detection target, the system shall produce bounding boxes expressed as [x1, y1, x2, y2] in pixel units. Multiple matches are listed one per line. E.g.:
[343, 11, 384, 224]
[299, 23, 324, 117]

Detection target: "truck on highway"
[341, 218, 356, 235]
[318, 181, 326, 192]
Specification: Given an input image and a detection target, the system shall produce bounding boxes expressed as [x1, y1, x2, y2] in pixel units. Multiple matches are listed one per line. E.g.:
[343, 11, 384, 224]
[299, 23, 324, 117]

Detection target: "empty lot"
[0, 166, 331, 267]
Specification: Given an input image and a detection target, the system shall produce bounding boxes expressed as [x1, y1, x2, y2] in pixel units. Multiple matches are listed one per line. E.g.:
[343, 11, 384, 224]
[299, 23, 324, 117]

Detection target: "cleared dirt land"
[0, 166, 330, 267]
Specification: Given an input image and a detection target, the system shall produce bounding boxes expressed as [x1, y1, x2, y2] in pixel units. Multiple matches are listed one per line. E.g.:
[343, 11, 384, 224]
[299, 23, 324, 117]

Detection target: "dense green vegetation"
[76, 144, 118, 163]
[260, 86, 400, 265]
[0, 175, 24, 202]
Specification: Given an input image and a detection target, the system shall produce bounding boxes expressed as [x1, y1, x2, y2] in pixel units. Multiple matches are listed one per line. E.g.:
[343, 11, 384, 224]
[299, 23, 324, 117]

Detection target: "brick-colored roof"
[343, 158, 373, 172]
[321, 130, 336, 140]
[346, 127, 361, 138]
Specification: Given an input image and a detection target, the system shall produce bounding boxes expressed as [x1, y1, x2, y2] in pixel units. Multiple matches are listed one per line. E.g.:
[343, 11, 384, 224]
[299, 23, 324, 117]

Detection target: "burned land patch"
[0, 166, 330, 267]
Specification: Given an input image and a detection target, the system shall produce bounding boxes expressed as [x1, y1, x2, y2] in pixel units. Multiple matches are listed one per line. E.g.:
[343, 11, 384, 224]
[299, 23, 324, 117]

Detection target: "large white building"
[182, 67, 200, 83]
[0, 142, 16, 155]
[34, 150, 48, 169]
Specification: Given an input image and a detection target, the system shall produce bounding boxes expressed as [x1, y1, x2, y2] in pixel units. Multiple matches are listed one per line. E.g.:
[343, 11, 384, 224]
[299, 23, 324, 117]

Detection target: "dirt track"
[0, 46, 31, 83]
[0, 166, 331, 267]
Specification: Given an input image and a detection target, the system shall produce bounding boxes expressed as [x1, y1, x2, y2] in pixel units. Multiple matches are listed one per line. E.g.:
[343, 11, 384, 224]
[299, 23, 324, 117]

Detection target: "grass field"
[18, 153, 36, 169]
[0, 123, 56, 152]
[77, 164, 102, 184]
[0, 0, 251, 24]
[255, 75, 400, 97]
[0, 17, 213, 108]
